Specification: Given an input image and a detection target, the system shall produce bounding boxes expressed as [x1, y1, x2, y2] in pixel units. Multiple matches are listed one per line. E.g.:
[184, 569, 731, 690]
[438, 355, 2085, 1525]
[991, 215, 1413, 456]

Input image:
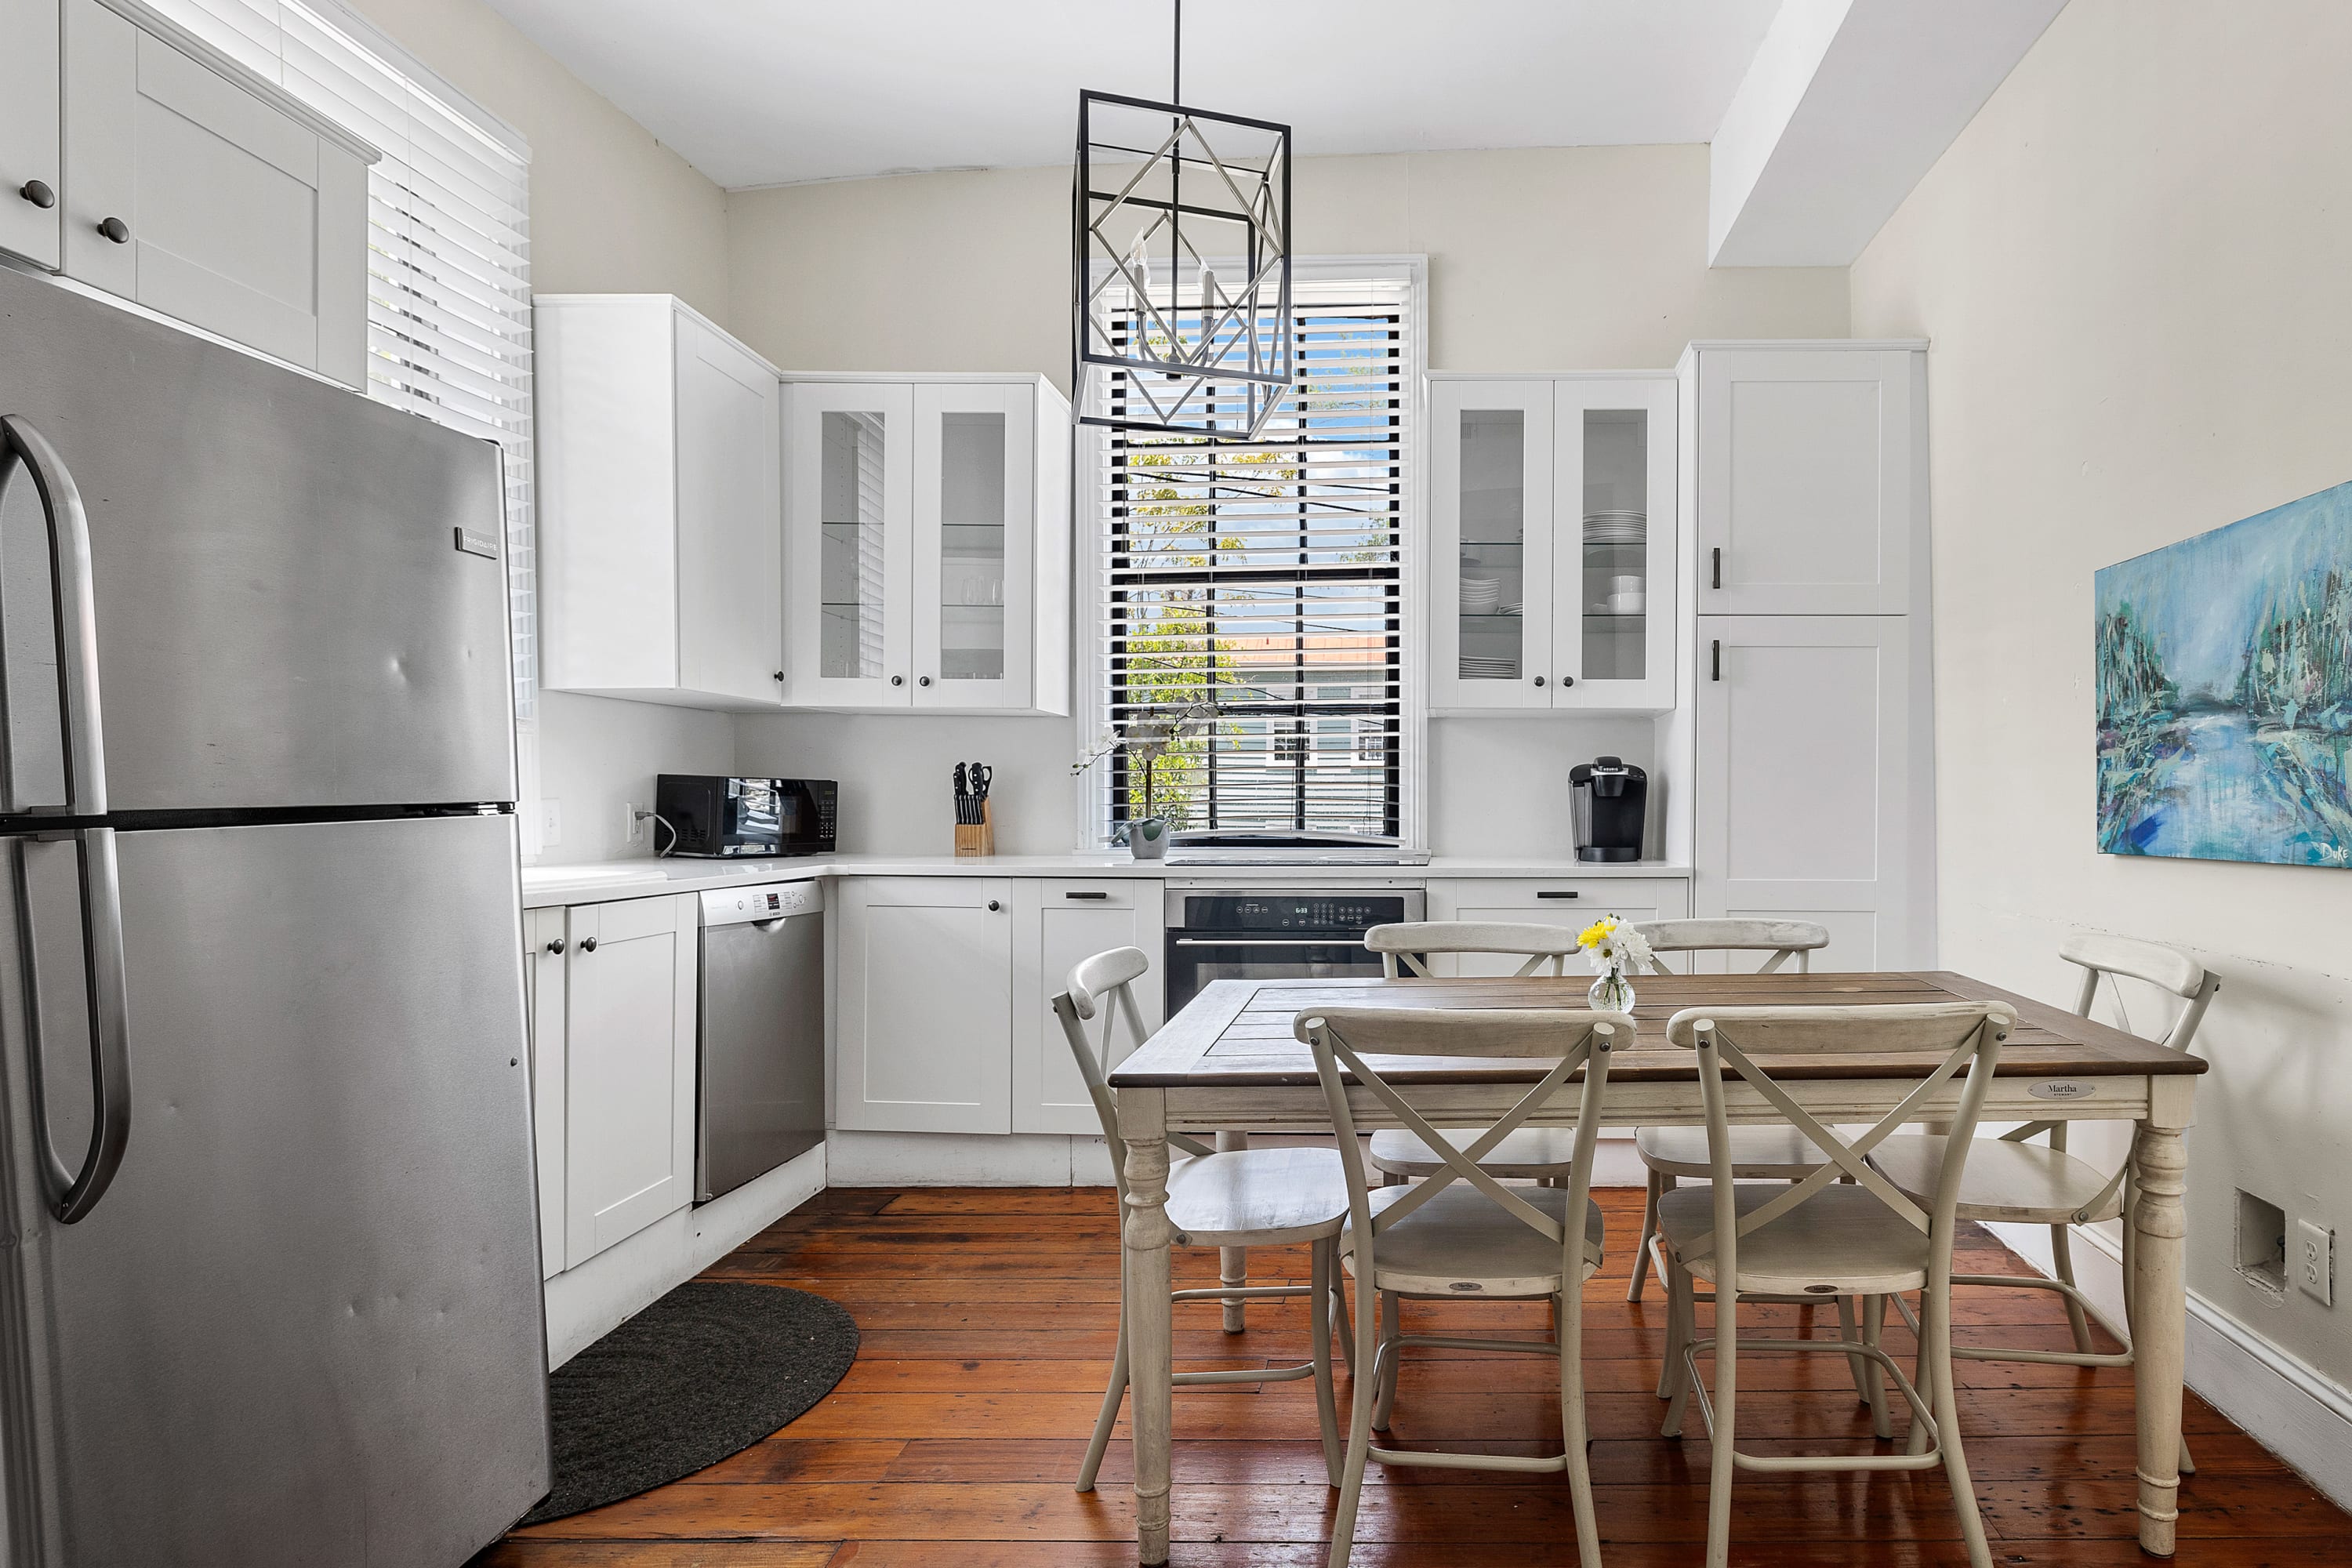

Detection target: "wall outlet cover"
[2296, 1218, 2334, 1306]
[623, 801, 648, 850]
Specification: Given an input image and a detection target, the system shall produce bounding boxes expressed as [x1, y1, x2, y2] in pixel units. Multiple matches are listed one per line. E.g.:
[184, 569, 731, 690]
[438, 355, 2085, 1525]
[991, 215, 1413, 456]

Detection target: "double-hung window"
[1087, 261, 1423, 845]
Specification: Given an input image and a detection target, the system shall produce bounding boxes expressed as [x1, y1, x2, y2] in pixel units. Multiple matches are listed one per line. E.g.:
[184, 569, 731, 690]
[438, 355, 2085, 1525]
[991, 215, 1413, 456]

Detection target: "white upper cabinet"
[56, 0, 373, 387]
[783, 373, 1071, 716]
[0, 0, 63, 270]
[1432, 374, 1676, 713]
[1689, 343, 1926, 616]
[535, 295, 787, 710]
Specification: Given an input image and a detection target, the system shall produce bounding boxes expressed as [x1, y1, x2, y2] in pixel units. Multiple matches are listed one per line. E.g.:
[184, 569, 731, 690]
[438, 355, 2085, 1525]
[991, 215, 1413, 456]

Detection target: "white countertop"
[518, 853, 1691, 909]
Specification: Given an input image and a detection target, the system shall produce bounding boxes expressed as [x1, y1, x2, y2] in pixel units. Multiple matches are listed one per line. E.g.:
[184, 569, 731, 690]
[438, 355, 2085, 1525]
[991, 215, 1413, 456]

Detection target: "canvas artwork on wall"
[2096, 479, 2352, 866]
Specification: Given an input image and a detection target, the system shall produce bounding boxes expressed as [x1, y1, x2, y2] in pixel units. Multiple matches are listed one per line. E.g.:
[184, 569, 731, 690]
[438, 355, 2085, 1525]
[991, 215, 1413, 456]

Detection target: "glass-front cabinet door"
[911, 383, 1034, 710]
[1431, 379, 1554, 710]
[784, 381, 916, 706]
[1553, 376, 1675, 710]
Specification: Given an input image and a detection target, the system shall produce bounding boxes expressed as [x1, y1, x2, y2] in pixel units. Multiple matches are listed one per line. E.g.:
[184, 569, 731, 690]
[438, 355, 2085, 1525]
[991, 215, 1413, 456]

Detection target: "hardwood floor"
[479, 1185, 2347, 1567]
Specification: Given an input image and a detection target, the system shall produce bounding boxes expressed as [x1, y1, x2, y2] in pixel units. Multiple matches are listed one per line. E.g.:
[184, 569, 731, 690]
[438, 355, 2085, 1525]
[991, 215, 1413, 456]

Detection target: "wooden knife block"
[954, 800, 994, 858]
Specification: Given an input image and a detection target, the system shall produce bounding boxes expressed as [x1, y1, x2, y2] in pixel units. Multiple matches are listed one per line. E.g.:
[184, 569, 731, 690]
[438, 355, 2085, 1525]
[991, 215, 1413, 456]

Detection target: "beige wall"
[347, 0, 738, 862]
[1852, 0, 2352, 1382]
[727, 146, 1848, 855]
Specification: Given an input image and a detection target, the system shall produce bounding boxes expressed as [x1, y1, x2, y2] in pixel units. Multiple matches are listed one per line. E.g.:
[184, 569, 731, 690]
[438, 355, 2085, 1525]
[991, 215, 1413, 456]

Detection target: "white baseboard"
[543, 1142, 827, 1367]
[1986, 1218, 2352, 1510]
[825, 1130, 1651, 1189]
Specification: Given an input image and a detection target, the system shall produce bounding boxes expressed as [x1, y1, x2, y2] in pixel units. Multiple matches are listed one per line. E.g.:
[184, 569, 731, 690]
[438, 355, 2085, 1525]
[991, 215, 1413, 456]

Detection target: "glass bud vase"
[1588, 967, 1635, 1013]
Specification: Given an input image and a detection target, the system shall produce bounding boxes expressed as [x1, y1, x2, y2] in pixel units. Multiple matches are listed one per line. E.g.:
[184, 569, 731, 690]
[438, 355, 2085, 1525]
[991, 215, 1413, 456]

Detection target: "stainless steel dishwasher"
[696, 881, 826, 1203]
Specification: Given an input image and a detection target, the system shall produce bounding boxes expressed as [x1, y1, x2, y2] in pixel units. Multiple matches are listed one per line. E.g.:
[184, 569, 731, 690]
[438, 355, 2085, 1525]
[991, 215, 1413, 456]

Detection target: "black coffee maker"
[1570, 756, 1647, 862]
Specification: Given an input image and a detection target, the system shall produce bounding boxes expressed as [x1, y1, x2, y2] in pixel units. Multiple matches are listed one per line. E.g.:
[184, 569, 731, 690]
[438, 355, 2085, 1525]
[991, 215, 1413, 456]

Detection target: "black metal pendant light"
[1073, 0, 1293, 440]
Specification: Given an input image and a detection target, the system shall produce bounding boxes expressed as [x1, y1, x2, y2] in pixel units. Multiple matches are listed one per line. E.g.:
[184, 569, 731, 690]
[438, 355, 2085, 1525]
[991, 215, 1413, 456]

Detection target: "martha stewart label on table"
[2027, 1080, 2099, 1102]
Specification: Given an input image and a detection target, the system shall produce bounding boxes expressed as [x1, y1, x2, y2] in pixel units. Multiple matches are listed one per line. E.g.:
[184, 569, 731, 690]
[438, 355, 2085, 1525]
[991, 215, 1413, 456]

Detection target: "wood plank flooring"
[477, 1186, 2347, 1567]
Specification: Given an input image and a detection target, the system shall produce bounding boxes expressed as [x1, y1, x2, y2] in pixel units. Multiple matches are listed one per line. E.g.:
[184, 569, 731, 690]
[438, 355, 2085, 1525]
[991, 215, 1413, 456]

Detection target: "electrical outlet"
[538, 800, 562, 847]
[622, 801, 648, 851]
[2297, 1218, 2334, 1305]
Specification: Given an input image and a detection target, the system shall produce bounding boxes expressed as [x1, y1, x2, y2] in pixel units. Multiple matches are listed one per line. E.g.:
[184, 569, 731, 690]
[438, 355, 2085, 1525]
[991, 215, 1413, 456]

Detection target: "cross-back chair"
[1653, 1000, 2015, 1568]
[1622, 920, 1835, 1301]
[1056, 946, 1352, 1493]
[1870, 932, 2217, 1471]
[1359, 921, 1590, 1189]
[1298, 1003, 1629, 1568]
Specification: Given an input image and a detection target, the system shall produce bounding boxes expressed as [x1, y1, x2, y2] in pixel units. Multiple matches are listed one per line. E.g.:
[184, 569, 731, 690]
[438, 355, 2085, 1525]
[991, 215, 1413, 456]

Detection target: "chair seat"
[1342, 1182, 1604, 1298]
[1165, 1145, 1350, 1246]
[1635, 1123, 1855, 1178]
[1659, 1181, 1929, 1295]
[1368, 1125, 1581, 1178]
[1870, 1134, 2125, 1225]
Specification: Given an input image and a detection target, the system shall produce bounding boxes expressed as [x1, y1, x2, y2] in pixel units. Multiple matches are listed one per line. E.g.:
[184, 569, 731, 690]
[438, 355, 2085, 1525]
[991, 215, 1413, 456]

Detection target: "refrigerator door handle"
[24, 827, 132, 1222]
[0, 416, 110, 816]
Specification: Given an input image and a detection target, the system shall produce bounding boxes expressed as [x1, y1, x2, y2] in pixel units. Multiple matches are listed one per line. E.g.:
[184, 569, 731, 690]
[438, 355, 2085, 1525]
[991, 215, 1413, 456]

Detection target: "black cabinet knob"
[918, 675, 931, 687]
[545, 937, 565, 955]
[890, 674, 904, 687]
[1533, 676, 1545, 688]
[1561, 675, 1575, 688]
[579, 936, 597, 953]
[96, 216, 129, 244]
[985, 899, 1001, 913]
[772, 670, 785, 682]
[19, 180, 56, 210]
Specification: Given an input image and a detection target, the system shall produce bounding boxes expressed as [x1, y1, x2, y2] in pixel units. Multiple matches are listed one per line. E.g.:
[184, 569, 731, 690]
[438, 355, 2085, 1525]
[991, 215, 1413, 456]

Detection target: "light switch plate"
[2297, 1218, 2334, 1305]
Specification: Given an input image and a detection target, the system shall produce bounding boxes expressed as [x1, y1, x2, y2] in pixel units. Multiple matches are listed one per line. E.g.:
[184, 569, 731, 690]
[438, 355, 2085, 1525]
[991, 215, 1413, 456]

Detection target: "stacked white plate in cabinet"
[1458, 577, 1502, 614]
[1584, 510, 1646, 544]
[1458, 655, 1519, 679]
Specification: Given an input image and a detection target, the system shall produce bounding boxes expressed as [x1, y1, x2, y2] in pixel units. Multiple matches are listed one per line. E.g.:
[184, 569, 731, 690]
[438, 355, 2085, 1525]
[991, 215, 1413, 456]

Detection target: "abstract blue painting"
[2096, 480, 2352, 866]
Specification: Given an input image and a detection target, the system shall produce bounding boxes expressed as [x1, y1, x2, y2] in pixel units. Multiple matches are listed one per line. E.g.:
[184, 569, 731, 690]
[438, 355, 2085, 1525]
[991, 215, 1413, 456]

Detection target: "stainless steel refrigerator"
[0, 265, 550, 1564]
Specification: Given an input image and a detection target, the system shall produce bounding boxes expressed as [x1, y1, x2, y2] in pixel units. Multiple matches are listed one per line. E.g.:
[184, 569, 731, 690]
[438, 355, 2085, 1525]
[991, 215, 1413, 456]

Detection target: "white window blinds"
[140, 0, 537, 724]
[1091, 272, 1414, 844]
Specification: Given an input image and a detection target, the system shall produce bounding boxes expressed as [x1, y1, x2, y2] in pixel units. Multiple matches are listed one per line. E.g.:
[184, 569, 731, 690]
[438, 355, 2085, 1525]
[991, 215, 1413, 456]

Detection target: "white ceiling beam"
[1708, 0, 2070, 267]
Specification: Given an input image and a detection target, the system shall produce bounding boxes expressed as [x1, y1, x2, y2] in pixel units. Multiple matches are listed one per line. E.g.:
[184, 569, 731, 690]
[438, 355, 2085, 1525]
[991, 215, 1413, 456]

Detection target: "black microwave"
[655, 775, 836, 858]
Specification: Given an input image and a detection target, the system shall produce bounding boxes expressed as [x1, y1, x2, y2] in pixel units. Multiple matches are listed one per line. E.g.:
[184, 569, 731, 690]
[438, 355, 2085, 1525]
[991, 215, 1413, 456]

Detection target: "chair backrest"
[1661, 1001, 2015, 1288]
[2060, 932, 2218, 1053]
[1632, 917, 1831, 976]
[1363, 920, 1582, 978]
[1294, 1004, 1632, 1290]
[1053, 946, 1214, 1196]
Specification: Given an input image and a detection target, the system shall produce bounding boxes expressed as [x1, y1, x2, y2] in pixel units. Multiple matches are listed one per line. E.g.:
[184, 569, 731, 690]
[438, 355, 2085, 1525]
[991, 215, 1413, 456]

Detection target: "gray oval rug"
[520, 1281, 858, 1526]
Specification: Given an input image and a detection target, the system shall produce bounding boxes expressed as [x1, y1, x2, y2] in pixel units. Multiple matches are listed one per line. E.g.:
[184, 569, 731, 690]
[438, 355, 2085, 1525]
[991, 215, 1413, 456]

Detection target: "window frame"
[1076, 254, 1428, 851]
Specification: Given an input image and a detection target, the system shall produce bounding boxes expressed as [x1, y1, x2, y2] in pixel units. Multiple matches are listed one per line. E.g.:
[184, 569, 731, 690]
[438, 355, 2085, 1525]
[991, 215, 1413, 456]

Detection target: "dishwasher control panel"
[699, 880, 824, 927]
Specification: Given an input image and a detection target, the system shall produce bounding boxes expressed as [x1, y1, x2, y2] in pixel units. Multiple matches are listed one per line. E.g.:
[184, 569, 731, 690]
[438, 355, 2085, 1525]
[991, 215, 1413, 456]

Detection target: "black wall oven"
[1163, 888, 1428, 1013]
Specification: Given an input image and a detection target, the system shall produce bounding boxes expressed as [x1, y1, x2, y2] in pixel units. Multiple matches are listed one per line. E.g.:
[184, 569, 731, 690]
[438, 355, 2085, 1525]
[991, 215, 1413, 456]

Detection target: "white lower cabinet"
[1011, 878, 1163, 1134]
[1693, 615, 1929, 971]
[1425, 879, 1688, 976]
[521, 893, 699, 1276]
[835, 877, 1014, 1133]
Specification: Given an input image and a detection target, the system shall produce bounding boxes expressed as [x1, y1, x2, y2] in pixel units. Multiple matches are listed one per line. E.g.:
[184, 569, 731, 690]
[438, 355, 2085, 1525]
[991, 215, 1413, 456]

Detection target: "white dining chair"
[1869, 932, 2218, 1470]
[1653, 1000, 2016, 1568]
[1298, 1002, 1628, 1568]
[1622, 918, 1834, 1306]
[1359, 921, 1588, 1188]
[1056, 946, 1352, 1493]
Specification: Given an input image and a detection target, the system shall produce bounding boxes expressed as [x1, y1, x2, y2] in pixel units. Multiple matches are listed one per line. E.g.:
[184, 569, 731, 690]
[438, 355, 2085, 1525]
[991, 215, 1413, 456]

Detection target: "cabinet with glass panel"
[782, 374, 1071, 715]
[1430, 373, 1675, 713]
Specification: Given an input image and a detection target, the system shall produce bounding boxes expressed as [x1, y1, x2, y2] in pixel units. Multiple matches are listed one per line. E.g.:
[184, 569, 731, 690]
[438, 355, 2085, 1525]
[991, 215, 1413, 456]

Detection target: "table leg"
[2132, 1103, 2190, 1556]
[1216, 1130, 1249, 1331]
[1120, 1087, 1174, 1566]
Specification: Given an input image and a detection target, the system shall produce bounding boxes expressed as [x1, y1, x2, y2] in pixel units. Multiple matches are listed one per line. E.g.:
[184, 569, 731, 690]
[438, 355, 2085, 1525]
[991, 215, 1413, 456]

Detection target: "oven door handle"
[1171, 937, 1374, 948]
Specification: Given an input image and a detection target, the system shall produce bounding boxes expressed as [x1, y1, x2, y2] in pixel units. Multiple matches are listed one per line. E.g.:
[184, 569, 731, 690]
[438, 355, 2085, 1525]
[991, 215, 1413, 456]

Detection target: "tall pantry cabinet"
[1673, 342, 1935, 971]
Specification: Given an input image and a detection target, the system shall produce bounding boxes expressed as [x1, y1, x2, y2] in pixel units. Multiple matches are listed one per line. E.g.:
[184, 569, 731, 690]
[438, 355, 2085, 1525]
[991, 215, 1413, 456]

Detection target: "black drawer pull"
[1711, 639, 1722, 682]
[1065, 890, 1109, 900]
[1711, 546, 1722, 590]
[1536, 891, 1579, 900]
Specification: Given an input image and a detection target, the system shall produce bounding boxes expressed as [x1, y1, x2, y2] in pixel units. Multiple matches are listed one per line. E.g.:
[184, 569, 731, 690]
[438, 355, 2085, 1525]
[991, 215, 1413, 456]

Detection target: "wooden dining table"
[1105, 968, 2208, 1563]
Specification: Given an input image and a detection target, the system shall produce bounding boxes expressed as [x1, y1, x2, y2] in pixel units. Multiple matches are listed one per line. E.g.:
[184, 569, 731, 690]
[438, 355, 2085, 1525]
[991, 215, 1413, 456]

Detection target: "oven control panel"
[1169, 891, 1421, 936]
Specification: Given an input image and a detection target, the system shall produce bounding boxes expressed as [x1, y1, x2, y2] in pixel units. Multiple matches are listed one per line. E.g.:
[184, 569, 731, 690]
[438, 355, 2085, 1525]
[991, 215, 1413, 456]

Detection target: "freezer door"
[0, 265, 514, 812]
[0, 813, 549, 1566]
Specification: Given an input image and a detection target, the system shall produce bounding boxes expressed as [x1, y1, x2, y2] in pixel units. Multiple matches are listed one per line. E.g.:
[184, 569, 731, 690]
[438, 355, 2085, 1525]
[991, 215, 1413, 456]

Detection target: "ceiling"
[476, 0, 1788, 191]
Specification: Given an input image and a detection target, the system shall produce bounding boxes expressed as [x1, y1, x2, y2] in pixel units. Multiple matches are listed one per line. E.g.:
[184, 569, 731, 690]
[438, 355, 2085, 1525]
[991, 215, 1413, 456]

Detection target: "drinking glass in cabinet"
[938, 411, 1007, 682]
[1580, 408, 1647, 684]
[1457, 408, 1525, 683]
[821, 411, 889, 680]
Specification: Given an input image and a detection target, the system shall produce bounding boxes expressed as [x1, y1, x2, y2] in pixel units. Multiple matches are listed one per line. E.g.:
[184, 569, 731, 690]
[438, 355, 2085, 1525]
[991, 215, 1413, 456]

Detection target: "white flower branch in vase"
[1072, 695, 1264, 861]
[1576, 916, 1653, 1012]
